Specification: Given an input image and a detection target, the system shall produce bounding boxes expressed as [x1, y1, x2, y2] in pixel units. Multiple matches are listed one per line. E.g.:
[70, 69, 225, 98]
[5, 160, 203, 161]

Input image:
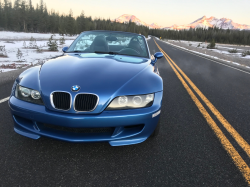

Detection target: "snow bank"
[0, 31, 76, 73]
[0, 31, 77, 40]
[161, 40, 250, 69]
[146, 36, 151, 40]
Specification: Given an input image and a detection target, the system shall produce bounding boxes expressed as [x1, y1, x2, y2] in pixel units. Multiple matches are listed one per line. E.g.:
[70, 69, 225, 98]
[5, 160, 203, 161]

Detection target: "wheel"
[150, 116, 161, 138]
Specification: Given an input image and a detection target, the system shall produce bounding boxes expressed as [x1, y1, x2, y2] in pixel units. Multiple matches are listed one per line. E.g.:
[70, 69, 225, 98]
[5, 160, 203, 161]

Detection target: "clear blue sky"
[31, 0, 250, 27]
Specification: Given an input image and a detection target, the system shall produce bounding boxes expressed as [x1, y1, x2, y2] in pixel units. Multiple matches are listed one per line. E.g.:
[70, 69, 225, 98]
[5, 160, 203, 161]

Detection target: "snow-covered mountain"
[149, 23, 162, 29]
[114, 14, 162, 29]
[114, 14, 149, 26]
[163, 16, 250, 30]
[114, 14, 250, 30]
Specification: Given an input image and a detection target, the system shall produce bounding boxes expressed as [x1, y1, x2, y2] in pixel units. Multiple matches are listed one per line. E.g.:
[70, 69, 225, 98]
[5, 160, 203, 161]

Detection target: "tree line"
[0, 0, 250, 46]
[149, 27, 250, 46]
[0, 0, 149, 36]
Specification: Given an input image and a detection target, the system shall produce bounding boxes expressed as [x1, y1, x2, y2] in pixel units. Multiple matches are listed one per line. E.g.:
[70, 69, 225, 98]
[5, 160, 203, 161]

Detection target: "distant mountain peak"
[190, 16, 206, 24]
[149, 23, 162, 29]
[114, 14, 250, 30]
[167, 16, 250, 30]
[114, 14, 149, 27]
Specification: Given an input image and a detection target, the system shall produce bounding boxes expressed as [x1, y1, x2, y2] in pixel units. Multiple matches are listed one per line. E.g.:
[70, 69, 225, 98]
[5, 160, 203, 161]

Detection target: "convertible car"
[9, 30, 163, 146]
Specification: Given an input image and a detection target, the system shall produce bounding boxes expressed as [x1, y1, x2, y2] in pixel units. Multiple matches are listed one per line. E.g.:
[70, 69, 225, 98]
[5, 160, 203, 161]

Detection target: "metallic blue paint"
[151, 52, 164, 65]
[9, 31, 163, 146]
[62, 46, 68, 53]
[154, 52, 164, 59]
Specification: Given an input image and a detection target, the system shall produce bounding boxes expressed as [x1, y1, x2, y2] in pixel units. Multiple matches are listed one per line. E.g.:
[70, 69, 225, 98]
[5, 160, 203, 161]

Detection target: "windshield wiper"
[65, 50, 88, 53]
[66, 50, 119, 55]
[94, 51, 119, 55]
[69, 50, 85, 53]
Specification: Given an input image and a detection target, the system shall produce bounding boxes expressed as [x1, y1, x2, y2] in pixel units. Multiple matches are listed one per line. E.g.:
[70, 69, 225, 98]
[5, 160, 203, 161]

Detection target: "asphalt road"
[1, 38, 250, 186]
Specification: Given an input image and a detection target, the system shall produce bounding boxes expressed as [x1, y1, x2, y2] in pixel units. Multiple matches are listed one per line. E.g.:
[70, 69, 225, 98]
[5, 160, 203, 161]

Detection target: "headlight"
[31, 90, 41, 99]
[15, 84, 44, 105]
[106, 94, 154, 110]
[20, 87, 31, 97]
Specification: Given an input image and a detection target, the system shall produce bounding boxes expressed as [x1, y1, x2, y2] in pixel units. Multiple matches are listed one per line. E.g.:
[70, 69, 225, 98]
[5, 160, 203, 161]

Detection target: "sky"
[30, 0, 250, 27]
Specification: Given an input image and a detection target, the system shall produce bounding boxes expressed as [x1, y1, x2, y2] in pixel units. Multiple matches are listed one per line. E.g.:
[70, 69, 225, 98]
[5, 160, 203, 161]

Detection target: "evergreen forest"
[0, 0, 249, 45]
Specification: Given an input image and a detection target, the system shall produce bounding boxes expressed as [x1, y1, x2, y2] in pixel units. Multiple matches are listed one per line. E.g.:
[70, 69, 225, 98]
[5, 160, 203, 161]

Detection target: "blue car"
[9, 31, 163, 146]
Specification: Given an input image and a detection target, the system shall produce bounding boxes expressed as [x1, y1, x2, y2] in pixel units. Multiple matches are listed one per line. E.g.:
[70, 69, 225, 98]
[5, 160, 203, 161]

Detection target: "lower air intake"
[44, 123, 114, 134]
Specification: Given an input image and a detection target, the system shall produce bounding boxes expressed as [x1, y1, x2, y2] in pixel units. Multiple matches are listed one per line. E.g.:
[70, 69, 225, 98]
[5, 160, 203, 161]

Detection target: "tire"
[150, 116, 161, 138]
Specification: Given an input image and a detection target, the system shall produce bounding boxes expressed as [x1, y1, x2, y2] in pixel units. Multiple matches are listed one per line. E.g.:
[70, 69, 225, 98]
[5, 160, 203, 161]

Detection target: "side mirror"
[151, 52, 163, 65]
[154, 52, 163, 59]
[62, 46, 69, 53]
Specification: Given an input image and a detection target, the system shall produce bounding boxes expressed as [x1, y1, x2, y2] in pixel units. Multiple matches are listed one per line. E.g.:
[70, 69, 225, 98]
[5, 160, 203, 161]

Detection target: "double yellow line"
[154, 39, 250, 184]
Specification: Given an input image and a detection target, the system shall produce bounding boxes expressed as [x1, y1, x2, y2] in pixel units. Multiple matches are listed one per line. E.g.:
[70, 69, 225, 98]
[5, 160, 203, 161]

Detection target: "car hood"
[39, 53, 151, 113]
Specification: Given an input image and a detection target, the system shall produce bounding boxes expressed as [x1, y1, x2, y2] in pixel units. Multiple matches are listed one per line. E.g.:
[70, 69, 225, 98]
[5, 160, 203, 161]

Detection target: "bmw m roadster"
[9, 31, 163, 146]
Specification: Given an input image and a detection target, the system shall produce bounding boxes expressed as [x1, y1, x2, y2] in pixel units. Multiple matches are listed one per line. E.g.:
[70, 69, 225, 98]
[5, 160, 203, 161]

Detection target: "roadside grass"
[0, 54, 8, 58]
[228, 49, 238, 53]
[242, 51, 250, 57]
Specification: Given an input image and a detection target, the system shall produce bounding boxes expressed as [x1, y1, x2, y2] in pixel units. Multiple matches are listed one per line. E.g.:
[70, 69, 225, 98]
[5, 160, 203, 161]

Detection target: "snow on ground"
[146, 36, 151, 40]
[0, 32, 149, 73]
[0, 69, 15, 73]
[0, 31, 76, 41]
[167, 40, 250, 59]
[162, 39, 250, 68]
[0, 31, 76, 73]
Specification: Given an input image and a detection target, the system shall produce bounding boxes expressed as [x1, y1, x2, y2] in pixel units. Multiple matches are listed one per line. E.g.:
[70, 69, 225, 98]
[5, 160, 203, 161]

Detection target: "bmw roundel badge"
[72, 85, 80, 92]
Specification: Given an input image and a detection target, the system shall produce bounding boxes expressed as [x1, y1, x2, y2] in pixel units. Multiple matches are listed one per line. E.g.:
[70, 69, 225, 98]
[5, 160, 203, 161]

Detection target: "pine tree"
[29, 36, 37, 48]
[207, 39, 216, 49]
[0, 0, 250, 46]
[0, 45, 7, 57]
[27, 0, 34, 31]
[0, 0, 3, 28]
[47, 35, 58, 51]
[66, 9, 75, 35]
[36, 45, 43, 53]
[16, 48, 23, 61]
[59, 36, 65, 45]
[23, 41, 26, 48]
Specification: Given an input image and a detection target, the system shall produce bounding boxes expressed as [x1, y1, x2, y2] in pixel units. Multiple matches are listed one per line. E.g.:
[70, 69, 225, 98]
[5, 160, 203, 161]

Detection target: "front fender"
[17, 66, 41, 91]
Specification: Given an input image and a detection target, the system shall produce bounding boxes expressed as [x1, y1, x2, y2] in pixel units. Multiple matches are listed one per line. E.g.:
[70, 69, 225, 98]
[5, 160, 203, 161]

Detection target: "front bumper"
[9, 91, 162, 146]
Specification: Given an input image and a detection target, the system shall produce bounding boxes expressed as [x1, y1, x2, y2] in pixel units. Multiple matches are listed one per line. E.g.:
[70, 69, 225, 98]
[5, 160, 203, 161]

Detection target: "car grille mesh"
[52, 92, 71, 110]
[74, 94, 98, 111]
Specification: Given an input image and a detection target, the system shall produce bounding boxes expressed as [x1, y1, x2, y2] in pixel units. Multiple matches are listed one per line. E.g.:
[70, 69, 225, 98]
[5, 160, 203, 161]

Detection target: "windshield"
[67, 31, 149, 58]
